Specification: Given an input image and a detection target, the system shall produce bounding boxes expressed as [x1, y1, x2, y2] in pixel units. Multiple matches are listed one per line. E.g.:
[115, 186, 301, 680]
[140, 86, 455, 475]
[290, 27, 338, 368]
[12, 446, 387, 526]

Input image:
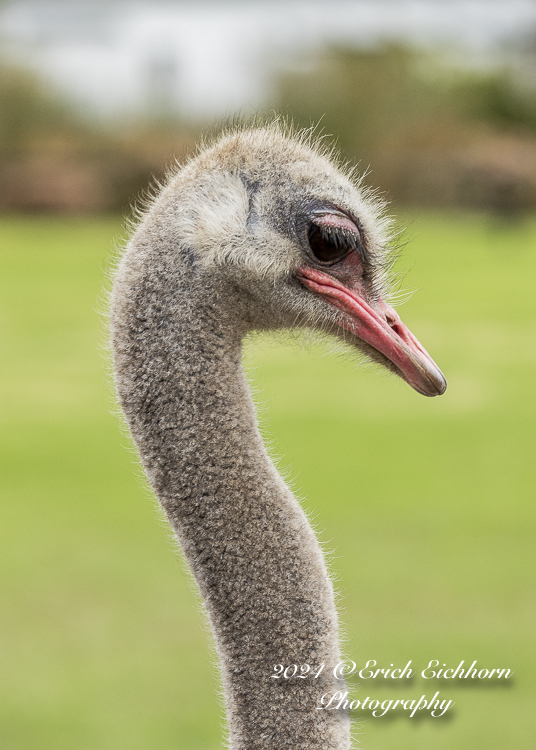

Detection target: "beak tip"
[416, 369, 447, 397]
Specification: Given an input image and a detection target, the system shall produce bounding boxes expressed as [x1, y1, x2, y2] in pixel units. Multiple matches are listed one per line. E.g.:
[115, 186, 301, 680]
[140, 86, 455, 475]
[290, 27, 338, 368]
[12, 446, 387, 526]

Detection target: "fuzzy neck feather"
[111, 224, 351, 749]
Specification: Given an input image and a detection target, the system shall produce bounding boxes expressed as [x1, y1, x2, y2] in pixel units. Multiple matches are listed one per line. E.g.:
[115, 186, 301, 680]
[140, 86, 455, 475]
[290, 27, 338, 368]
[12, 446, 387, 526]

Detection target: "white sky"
[1, 0, 535, 120]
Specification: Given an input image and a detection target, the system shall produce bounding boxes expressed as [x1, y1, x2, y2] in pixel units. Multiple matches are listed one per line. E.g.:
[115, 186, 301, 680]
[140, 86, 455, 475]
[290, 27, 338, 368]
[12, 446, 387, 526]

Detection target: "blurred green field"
[0, 213, 534, 750]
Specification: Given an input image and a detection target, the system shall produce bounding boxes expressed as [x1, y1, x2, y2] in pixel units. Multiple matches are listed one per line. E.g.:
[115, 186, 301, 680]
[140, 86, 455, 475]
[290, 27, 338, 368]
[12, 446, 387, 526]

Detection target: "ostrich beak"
[296, 267, 446, 397]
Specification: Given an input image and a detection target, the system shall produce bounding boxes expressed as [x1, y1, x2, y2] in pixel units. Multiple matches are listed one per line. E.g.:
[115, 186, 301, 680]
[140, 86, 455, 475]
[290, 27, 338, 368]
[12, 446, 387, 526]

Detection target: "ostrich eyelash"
[316, 224, 358, 248]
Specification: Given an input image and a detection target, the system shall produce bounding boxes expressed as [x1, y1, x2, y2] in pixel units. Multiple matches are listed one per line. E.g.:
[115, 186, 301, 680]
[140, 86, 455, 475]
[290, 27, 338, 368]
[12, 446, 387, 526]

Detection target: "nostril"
[390, 323, 404, 338]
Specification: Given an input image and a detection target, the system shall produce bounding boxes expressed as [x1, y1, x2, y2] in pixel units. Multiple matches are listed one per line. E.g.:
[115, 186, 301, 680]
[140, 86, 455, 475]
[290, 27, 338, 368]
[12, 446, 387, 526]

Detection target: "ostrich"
[110, 125, 446, 750]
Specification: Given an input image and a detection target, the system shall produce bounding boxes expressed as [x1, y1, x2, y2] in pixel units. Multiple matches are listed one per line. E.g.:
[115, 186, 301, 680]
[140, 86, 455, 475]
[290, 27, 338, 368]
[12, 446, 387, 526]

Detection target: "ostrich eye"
[307, 223, 357, 264]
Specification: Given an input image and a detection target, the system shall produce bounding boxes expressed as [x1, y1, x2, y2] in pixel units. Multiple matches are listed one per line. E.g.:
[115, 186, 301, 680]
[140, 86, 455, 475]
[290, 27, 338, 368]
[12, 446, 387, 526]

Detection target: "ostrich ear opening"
[179, 171, 250, 267]
[178, 170, 296, 279]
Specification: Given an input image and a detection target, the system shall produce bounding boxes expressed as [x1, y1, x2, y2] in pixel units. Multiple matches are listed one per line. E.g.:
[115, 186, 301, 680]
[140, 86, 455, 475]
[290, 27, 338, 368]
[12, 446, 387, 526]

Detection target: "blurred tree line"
[0, 63, 195, 212]
[276, 44, 536, 214]
[0, 43, 535, 213]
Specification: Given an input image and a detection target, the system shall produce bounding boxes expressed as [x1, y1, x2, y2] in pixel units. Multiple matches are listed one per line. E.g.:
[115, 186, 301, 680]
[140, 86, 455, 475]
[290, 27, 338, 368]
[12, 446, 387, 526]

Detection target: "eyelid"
[311, 211, 361, 236]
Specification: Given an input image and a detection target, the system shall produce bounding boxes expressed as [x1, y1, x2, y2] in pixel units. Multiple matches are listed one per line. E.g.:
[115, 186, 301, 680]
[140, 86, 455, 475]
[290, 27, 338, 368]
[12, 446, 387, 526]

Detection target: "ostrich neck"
[112, 246, 351, 749]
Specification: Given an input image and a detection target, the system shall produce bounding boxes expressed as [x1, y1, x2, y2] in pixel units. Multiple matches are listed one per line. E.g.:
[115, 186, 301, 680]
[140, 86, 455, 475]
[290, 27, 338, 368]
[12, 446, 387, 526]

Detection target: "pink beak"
[297, 267, 446, 397]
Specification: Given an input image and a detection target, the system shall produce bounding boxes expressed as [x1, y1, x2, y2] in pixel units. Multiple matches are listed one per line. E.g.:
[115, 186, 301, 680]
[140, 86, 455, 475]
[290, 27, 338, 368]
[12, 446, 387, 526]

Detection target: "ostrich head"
[140, 125, 446, 397]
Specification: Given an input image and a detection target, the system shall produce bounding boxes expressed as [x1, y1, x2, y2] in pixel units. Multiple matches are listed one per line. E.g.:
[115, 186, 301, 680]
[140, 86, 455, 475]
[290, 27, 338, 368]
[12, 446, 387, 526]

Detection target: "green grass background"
[0, 213, 534, 749]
